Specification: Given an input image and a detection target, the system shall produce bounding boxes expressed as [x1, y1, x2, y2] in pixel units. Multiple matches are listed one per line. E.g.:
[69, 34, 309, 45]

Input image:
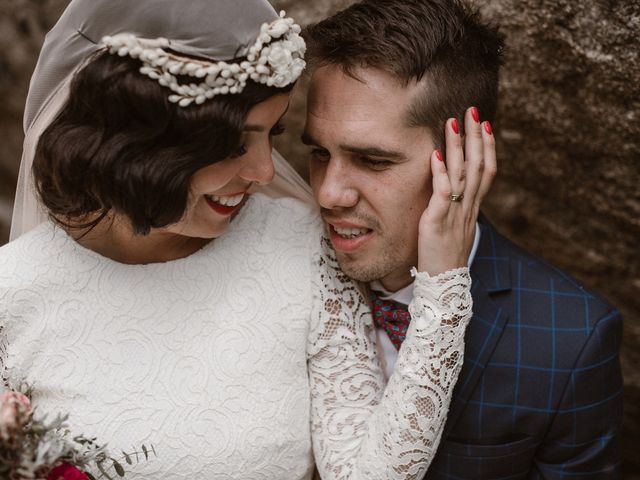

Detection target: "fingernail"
[484, 121, 493, 135]
[435, 149, 444, 161]
[471, 107, 480, 123]
[452, 118, 460, 135]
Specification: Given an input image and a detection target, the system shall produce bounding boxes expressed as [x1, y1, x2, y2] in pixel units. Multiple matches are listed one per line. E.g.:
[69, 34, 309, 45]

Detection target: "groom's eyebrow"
[343, 145, 407, 160]
[301, 132, 406, 160]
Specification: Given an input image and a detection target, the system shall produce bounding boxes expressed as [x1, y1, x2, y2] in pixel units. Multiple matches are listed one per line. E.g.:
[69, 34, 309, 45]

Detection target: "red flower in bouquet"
[47, 463, 89, 480]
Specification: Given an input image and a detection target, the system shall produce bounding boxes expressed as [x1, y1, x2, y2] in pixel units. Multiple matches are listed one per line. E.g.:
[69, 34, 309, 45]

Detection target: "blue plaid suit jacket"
[424, 217, 623, 479]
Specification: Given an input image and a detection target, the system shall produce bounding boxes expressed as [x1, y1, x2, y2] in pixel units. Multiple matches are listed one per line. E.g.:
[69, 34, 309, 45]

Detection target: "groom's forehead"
[308, 65, 419, 121]
[310, 65, 415, 102]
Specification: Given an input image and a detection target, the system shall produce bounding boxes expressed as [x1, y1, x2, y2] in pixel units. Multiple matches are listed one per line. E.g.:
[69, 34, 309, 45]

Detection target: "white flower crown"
[101, 11, 306, 107]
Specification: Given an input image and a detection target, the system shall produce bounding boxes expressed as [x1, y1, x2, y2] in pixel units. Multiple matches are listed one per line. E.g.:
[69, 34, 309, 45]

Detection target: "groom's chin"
[334, 251, 385, 284]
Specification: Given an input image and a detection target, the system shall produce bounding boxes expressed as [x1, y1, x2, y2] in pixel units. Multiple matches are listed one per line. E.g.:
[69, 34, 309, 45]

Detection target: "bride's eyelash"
[231, 124, 285, 158]
[231, 144, 248, 158]
[270, 123, 286, 136]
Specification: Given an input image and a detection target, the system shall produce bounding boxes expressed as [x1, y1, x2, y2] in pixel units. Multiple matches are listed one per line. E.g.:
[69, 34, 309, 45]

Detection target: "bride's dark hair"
[33, 51, 294, 235]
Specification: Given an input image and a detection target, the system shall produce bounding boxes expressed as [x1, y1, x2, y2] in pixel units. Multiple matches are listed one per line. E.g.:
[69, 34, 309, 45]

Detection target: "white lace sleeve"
[308, 238, 472, 480]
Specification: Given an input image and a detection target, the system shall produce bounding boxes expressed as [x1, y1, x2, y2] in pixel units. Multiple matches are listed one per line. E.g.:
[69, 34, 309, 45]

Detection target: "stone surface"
[478, 3, 640, 477]
[0, 0, 638, 476]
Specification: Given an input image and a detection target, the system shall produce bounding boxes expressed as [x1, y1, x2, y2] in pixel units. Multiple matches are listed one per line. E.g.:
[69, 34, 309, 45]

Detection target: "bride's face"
[162, 92, 291, 240]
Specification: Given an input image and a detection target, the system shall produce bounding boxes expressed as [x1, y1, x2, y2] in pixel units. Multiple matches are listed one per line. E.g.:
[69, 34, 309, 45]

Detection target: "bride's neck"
[65, 214, 210, 265]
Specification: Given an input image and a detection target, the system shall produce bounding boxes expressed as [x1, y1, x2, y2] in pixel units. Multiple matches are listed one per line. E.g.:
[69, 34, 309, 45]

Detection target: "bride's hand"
[417, 106, 496, 276]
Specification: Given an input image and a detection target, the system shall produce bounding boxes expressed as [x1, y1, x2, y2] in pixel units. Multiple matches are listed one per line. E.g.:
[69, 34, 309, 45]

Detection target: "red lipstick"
[205, 194, 246, 216]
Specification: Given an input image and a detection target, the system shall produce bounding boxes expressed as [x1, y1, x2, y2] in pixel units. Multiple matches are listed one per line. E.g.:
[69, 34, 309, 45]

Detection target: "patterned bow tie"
[370, 291, 411, 350]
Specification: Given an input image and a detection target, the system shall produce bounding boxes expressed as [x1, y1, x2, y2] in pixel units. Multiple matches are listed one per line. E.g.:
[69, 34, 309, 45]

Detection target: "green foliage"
[1, 384, 156, 479]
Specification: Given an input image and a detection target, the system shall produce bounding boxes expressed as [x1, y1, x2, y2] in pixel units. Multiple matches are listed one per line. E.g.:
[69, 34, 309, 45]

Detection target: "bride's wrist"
[415, 256, 468, 277]
[410, 265, 470, 282]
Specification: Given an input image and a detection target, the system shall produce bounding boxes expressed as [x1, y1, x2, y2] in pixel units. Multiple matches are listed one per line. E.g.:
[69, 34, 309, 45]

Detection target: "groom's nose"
[313, 157, 359, 210]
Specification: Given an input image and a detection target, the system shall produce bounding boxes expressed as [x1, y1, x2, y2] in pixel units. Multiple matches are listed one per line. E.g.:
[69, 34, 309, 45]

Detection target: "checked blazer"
[422, 217, 623, 479]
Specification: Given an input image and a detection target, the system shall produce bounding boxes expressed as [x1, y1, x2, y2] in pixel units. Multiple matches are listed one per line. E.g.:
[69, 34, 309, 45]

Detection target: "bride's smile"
[168, 92, 291, 241]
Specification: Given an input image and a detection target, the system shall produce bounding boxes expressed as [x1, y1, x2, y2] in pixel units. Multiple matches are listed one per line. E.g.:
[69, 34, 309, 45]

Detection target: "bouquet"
[0, 385, 155, 480]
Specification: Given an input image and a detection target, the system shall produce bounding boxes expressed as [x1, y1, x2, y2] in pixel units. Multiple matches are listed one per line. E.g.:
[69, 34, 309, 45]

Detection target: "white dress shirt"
[371, 223, 482, 379]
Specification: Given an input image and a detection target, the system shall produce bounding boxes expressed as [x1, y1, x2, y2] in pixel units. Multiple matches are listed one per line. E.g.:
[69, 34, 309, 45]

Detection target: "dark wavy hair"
[33, 50, 293, 235]
[304, 0, 505, 148]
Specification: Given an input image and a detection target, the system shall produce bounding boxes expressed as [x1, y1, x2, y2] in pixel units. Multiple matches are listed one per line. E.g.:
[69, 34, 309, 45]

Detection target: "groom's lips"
[326, 220, 374, 253]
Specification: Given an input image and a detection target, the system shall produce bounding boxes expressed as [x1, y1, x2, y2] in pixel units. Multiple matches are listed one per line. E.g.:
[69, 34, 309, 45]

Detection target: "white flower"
[270, 72, 290, 88]
[268, 43, 294, 72]
[289, 35, 307, 56]
[279, 35, 306, 57]
[267, 19, 290, 38]
[290, 58, 306, 78]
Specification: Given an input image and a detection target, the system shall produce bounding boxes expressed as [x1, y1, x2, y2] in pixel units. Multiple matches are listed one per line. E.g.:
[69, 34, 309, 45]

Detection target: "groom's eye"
[360, 156, 393, 169]
[309, 148, 330, 161]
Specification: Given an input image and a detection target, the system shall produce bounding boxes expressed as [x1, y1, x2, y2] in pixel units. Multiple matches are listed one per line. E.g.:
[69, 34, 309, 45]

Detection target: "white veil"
[10, 0, 313, 241]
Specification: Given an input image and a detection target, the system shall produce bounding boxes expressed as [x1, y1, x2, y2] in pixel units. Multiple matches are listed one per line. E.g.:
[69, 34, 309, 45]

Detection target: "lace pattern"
[308, 240, 472, 480]
[0, 195, 318, 479]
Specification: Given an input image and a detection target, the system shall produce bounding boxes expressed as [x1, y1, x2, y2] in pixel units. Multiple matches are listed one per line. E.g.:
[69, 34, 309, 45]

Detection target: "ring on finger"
[450, 193, 464, 203]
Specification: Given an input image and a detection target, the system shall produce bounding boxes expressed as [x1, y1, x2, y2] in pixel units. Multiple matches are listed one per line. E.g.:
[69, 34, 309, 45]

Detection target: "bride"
[0, 0, 489, 478]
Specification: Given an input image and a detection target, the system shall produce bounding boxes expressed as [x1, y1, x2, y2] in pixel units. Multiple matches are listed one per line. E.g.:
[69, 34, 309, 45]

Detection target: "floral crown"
[101, 11, 306, 107]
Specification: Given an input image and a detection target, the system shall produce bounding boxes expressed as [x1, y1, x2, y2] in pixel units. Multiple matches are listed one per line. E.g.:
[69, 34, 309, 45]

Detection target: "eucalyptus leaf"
[112, 459, 125, 477]
[97, 461, 114, 480]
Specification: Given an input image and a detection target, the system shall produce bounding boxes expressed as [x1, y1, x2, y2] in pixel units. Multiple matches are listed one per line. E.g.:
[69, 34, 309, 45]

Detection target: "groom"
[302, 0, 623, 478]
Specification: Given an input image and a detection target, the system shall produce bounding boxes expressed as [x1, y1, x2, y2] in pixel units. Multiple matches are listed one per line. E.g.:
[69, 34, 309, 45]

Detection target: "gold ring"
[450, 193, 464, 203]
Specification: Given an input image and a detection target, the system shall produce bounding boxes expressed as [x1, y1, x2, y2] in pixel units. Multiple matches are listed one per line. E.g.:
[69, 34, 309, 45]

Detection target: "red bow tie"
[370, 291, 411, 350]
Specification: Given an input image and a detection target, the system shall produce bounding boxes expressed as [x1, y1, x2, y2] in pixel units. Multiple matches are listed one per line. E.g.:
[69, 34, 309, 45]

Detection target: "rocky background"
[0, 0, 638, 476]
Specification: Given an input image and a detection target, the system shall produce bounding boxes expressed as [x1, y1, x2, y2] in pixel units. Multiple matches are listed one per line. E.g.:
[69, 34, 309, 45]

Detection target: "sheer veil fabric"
[10, 0, 313, 241]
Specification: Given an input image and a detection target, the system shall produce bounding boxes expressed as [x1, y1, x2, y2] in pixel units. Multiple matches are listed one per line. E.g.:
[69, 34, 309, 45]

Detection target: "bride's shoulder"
[0, 223, 64, 288]
[227, 193, 323, 260]
[249, 192, 318, 217]
[245, 193, 322, 233]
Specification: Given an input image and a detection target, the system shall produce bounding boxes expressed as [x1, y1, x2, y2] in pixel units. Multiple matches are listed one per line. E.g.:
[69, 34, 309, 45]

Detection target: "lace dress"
[0, 193, 471, 479]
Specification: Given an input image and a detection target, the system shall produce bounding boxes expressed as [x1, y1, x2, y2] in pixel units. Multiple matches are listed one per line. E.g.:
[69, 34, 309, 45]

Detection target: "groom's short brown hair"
[304, 0, 505, 148]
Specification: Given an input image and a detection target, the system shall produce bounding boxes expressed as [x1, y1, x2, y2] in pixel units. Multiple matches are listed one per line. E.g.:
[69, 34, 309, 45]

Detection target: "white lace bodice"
[0, 193, 472, 479]
[0, 194, 317, 479]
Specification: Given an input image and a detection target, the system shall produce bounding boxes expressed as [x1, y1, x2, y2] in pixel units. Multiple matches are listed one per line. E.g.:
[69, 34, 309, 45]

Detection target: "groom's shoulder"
[477, 218, 618, 326]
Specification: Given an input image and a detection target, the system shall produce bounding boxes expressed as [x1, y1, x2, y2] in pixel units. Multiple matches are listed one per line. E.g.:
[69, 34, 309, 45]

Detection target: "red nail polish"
[435, 149, 444, 161]
[452, 118, 460, 134]
[471, 107, 479, 123]
[484, 121, 493, 135]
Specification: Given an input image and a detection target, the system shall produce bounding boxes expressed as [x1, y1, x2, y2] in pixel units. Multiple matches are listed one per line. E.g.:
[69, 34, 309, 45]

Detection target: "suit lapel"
[443, 218, 511, 435]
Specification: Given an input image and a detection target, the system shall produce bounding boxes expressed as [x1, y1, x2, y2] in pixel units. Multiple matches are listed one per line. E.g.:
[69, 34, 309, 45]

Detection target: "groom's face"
[305, 65, 435, 291]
